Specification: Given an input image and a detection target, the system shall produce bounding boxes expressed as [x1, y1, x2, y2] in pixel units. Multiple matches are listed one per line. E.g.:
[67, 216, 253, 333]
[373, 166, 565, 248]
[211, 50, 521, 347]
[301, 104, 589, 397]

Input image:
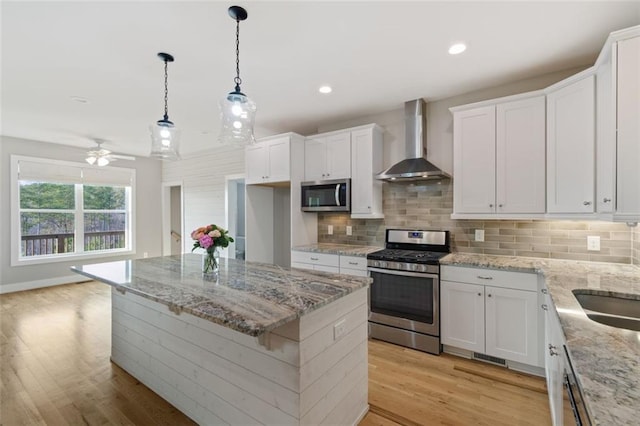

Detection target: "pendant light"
[150, 52, 181, 160]
[218, 5, 256, 146]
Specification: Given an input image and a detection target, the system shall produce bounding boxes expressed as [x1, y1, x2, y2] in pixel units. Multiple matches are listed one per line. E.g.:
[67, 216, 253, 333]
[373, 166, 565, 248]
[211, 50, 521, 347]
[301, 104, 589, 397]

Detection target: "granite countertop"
[441, 253, 640, 426]
[72, 254, 370, 337]
[291, 243, 383, 257]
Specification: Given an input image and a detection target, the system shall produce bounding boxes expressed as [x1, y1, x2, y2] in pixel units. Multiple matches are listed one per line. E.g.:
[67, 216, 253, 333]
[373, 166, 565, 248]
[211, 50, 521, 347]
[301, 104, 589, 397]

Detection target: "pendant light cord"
[234, 18, 242, 92]
[164, 59, 169, 121]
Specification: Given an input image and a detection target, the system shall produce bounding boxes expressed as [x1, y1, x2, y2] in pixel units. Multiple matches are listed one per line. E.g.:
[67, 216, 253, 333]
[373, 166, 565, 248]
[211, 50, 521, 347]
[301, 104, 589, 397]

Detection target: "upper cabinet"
[246, 135, 291, 185]
[451, 94, 545, 217]
[304, 132, 351, 181]
[615, 35, 640, 221]
[351, 125, 384, 219]
[546, 75, 595, 214]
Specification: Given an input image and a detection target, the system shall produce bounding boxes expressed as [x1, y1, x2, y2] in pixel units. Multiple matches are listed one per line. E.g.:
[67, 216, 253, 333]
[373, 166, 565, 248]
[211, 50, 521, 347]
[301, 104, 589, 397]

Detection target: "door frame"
[161, 181, 184, 256]
[224, 174, 245, 259]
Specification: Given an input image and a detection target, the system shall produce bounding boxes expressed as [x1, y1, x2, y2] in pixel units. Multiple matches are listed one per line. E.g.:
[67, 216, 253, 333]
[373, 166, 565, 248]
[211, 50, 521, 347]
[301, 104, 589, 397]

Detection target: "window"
[11, 156, 135, 265]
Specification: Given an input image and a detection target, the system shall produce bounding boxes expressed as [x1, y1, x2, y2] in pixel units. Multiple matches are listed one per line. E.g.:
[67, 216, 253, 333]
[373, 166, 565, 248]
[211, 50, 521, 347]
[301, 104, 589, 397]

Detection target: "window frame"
[11, 155, 136, 266]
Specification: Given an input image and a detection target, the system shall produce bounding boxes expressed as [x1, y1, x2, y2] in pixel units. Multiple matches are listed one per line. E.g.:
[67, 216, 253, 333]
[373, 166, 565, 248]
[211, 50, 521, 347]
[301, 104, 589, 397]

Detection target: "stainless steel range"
[367, 229, 450, 355]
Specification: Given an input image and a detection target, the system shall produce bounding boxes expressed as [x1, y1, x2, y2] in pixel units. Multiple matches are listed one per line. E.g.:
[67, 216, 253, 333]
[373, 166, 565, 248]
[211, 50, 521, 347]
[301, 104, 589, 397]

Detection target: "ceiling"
[2, 1, 639, 158]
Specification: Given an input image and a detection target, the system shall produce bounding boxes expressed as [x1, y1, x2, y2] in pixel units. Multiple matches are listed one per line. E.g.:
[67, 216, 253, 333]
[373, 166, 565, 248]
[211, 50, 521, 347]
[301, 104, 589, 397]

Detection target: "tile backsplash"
[318, 180, 634, 264]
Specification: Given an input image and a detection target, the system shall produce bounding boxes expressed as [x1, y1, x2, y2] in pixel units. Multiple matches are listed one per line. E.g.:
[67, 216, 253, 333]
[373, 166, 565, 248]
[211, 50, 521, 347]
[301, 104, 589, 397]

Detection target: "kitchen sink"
[572, 290, 640, 332]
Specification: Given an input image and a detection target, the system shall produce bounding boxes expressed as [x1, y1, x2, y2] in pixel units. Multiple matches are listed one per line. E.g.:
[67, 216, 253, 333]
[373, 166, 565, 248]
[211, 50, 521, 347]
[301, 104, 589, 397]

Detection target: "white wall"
[162, 145, 245, 255]
[0, 136, 163, 291]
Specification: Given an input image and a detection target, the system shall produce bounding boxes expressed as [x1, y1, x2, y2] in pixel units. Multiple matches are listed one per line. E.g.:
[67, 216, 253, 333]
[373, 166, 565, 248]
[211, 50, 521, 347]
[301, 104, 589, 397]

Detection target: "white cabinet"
[339, 255, 368, 277]
[546, 75, 595, 214]
[351, 125, 384, 219]
[245, 136, 290, 185]
[452, 106, 496, 214]
[291, 251, 339, 274]
[290, 251, 369, 277]
[496, 97, 546, 214]
[304, 132, 351, 181]
[440, 280, 485, 353]
[451, 95, 546, 216]
[441, 266, 541, 367]
[596, 50, 616, 214]
[544, 293, 566, 426]
[615, 35, 640, 220]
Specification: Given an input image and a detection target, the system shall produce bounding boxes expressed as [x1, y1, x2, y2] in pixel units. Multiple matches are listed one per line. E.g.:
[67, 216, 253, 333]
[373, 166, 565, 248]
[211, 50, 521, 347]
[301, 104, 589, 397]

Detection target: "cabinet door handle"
[489, 204, 494, 208]
[477, 276, 493, 280]
[498, 204, 503, 208]
[541, 288, 548, 294]
[310, 257, 319, 261]
[487, 294, 492, 298]
[603, 198, 612, 203]
[348, 262, 358, 265]
[541, 304, 548, 310]
[583, 201, 592, 206]
[477, 292, 482, 296]
[549, 347, 559, 356]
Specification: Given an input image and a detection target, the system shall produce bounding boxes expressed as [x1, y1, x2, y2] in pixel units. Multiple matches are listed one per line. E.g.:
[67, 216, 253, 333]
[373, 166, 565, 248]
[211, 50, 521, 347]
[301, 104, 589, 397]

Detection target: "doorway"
[225, 175, 245, 260]
[162, 182, 183, 256]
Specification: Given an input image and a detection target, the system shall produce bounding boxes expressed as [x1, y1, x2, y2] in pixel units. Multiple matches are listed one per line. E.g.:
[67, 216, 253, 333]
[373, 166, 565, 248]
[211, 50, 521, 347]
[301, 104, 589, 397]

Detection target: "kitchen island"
[71, 254, 371, 425]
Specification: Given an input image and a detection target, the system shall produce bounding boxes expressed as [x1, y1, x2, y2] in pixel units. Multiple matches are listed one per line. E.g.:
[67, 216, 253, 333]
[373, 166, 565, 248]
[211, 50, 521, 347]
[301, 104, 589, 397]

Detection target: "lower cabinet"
[441, 266, 541, 367]
[544, 292, 567, 426]
[290, 251, 368, 277]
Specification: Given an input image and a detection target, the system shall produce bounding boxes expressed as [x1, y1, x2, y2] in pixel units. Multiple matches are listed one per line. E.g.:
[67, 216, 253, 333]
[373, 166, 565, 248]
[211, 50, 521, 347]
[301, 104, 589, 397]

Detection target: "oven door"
[368, 267, 439, 336]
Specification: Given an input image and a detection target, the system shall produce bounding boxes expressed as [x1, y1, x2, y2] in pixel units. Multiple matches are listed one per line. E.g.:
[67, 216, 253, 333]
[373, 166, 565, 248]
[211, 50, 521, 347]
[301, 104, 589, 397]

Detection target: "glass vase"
[202, 247, 220, 274]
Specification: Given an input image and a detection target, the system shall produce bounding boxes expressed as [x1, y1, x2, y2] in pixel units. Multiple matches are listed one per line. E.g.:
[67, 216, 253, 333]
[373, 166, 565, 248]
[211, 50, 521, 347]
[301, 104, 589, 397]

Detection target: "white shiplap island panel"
[72, 254, 370, 425]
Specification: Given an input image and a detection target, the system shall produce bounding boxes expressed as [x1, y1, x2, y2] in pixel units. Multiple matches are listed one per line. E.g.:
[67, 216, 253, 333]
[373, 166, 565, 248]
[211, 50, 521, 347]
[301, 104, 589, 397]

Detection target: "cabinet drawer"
[339, 255, 368, 271]
[314, 264, 340, 274]
[340, 268, 368, 277]
[290, 251, 340, 267]
[441, 265, 537, 291]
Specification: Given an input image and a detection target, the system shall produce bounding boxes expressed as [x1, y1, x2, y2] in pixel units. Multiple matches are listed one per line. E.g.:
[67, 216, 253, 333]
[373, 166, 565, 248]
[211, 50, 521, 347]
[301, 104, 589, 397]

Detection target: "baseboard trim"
[0, 275, 88, 294]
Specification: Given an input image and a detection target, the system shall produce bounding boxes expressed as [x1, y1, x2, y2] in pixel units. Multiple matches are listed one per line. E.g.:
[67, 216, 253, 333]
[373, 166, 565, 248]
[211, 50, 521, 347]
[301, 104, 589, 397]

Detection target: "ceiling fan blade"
[109, 154, 136, 161]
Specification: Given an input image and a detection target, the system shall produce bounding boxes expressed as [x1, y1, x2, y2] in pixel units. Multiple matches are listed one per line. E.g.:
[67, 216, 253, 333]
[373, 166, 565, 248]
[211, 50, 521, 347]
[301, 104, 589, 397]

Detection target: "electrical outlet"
[328, 225, 333, 235]
[475, 229, 485, 242]
[587, 236, 600, 251]
[346, 226, 353, 236]
[333, 319, 347, 341]
[143, 252, 149, 258]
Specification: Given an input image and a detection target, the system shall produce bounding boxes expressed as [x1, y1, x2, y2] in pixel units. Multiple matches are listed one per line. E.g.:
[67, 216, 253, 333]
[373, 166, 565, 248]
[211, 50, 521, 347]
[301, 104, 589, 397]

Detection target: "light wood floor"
[1, 282, 551, 425]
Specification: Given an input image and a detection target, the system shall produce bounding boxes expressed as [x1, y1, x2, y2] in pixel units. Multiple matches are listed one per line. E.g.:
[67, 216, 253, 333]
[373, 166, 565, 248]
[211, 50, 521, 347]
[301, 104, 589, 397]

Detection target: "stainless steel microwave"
[301, 179, 350, 212]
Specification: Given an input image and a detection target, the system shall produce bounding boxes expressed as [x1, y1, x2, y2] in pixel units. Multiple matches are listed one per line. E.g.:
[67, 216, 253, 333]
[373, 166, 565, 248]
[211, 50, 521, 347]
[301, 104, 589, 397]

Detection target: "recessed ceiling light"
[70, 96, 89, 103]
[448, 43, 467, 55]
[319, 85, 332, 94]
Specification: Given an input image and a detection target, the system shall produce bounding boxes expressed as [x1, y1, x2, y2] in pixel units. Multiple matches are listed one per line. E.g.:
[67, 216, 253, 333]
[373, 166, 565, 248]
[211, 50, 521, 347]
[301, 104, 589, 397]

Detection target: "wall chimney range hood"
[376, 99, 451, 182]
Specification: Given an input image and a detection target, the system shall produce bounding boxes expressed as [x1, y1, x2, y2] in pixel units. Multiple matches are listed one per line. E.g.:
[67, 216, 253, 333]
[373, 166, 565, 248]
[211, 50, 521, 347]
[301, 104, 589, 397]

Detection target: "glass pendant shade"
[85, 155, 97, 165]
[218, 91, 256, 145]
[150, 120, 181, 160]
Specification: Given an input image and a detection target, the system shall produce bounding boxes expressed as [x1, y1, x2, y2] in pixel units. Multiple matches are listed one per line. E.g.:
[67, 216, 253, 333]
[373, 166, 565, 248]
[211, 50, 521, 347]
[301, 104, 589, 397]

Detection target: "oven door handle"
[368, 267, 439, 279]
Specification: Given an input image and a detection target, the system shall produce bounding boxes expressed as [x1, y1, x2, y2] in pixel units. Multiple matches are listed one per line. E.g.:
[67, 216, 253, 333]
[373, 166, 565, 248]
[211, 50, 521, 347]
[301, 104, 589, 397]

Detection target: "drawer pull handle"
[487, 294, 492, 298]
[477, 292, 482, 296]
[541, 304, 548, 311]
[541, 288, 548, 294]
[477, 276, 493, 280]
[310, 257, 319, 261]
[348, 262, 358, 265]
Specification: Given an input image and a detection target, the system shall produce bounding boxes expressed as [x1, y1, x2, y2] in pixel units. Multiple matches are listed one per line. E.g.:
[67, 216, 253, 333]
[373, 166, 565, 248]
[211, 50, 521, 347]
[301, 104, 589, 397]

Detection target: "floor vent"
[473, 352, 507, 366]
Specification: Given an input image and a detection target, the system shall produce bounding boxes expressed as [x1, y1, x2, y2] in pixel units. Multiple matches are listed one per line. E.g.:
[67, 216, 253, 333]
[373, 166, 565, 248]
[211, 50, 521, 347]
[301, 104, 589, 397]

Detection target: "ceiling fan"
[85, 140, 135, 166]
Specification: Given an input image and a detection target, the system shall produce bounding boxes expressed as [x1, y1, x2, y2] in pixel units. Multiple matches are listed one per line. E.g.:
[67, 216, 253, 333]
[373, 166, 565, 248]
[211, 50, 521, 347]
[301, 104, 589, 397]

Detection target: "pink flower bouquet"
[191, 224, 234, 273]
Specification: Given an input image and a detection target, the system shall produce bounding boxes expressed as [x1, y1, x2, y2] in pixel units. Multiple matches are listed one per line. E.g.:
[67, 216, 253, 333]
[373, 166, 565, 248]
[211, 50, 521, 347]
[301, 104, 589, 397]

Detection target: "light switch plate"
[475, 229, 485, 242]
[346, 226, 353, 236]
[328, 225, 333, 235]
[587, 236, 600, 251]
